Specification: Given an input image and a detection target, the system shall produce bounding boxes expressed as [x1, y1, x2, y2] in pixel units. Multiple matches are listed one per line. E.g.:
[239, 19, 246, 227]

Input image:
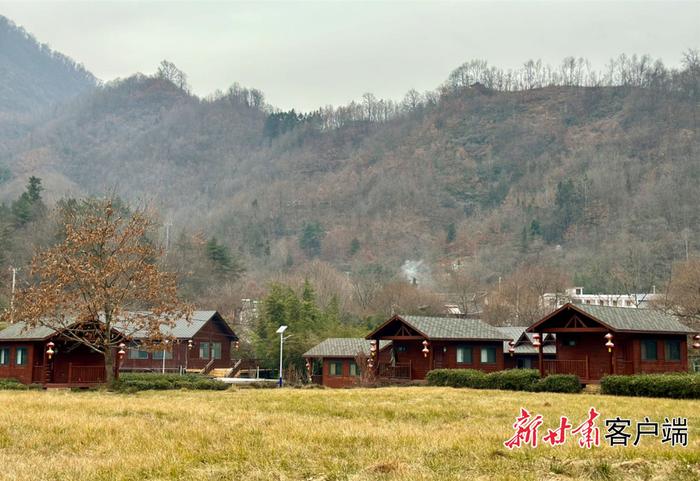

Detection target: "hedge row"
[114, 373, 230, 392]
[426, 369, 582, 393]
[601, 374, 700, 399]
[0, 379, 42, 390]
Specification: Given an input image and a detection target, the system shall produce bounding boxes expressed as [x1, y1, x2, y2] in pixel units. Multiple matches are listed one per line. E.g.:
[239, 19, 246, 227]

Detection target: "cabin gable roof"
[366, 314, 509, 341]
[303, 338, 391, 358]
[497, 326, 556, 355]
[0, 310, 237, 342]
[527, 303, 693, 335]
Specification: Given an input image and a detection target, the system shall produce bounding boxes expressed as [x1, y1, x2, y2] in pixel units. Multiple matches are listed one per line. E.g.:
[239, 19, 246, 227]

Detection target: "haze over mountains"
[0, 14, 698, 298]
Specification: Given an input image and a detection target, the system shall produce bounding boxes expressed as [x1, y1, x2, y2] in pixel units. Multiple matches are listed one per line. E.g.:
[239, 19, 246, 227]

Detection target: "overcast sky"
[1, 1, 699, 111]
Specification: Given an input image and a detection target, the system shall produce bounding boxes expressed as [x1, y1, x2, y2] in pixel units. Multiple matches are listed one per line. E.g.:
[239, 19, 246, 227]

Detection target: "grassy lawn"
[0, 387, 697, 480]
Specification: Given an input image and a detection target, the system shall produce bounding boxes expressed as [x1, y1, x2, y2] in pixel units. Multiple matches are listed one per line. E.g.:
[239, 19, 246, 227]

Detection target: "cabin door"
[433, 349, 444, 369]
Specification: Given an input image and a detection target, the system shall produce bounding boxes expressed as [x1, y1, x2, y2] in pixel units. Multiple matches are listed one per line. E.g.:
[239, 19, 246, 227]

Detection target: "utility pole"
[9, 267, 18, 324]
[164, 221, 173, 253]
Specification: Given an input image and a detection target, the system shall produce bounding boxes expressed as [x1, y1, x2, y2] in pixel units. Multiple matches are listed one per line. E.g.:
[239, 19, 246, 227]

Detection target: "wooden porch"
[377, 361, 412, 380]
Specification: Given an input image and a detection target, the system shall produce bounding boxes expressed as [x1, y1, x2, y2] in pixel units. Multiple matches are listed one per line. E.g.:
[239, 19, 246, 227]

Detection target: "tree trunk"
[104, 348, 115, 387]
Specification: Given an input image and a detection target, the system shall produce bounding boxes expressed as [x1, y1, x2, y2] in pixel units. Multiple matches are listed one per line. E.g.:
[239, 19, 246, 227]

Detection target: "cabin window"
[665, 340, 681, 361]
[329, 361, 343, 376]
[517, 358, 532, 369]
[0, 347, 9, 366]
[199, 342, 210, 359]
[128, 348, 149, 360]
[349, 361, 359, 376]
[480, 346, 496, 364]
[456, 346, 472, 364]
[15, 347, 28, 366]
[211, 342, 222, 360]
[153, 350, 173, 360]
[641, 340, 658, 361]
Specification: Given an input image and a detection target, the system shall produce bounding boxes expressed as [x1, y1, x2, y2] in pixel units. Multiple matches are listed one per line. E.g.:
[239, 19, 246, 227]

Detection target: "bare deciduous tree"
[8, 198, 191, 384]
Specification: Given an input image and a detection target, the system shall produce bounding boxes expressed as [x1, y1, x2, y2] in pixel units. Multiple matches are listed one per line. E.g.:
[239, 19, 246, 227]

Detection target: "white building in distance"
[542, 287, 661, 310]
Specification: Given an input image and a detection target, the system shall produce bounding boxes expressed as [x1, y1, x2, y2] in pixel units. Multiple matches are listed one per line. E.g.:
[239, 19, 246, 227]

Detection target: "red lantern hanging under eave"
[604, 333, 614, 352]
[46, 341, 55, 360]
[532, 333, 541, 348]
[422, 340, 429, 358]
[118, 342, 126, 360]
[508, 340, 515, 356]
[693, 334, 700, 349]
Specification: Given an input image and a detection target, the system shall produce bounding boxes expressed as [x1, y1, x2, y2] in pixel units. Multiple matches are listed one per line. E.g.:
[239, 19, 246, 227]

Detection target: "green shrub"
[427, 369, 582, 393]
[0, 378, 29, 390]
[532, 374, 582, 393]
[601, 374, 700, 399]
[426, 369, 488, 388]
[113, 373, 230, 392]
[489, 369, 540, 391]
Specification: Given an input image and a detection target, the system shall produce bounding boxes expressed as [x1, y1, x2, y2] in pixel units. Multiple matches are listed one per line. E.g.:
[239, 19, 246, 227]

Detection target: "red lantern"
[46, 341, 55, 360]
[508, 340, 515, 356]
[187, 339, 194, 350]
[305, 360, 312, 377]
[532, 333, 541, 348]
[234, 340, 240, 350]
[422, 340, 429, 358]
[604, 333, 614, 352]
[118, 342, 126, 360]
[693, 334, 700, 349]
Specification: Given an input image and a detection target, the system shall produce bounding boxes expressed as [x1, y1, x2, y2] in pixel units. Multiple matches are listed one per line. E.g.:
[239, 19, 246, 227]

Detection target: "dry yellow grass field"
[0, 387, 697, 481]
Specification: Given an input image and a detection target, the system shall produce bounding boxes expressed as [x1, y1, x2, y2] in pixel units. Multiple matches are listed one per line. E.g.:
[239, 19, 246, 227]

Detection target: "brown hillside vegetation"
[0, 52, 698, 302]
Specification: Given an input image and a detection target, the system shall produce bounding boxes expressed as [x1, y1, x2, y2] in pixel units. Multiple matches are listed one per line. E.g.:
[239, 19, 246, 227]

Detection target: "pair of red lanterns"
[46, 341, 127, 359]
[528, 332, 614, 352]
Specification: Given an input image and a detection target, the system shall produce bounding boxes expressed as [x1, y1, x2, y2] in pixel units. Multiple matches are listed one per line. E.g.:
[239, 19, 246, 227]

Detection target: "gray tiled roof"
[399, 315, 510, 341]
[0, 311, 230, 341]
[0, 323, 57, 341]
[574, 305, 693, 334]
[116, 311, 226, 339]
[497, 326, 556, 355]
[303, 338, 391, 358]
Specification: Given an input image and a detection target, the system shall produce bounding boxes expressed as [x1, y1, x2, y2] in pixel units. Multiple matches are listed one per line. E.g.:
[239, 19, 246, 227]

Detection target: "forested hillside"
[0, 15, 96, 113]
[0, 21, 698, 326]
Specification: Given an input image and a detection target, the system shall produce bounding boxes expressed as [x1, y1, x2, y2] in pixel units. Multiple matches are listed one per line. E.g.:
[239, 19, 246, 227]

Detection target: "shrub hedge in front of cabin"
[426, 369, 582, 393]
[0, 379, 42, 390]
[601, 374, 700, 399]
[114, 373, 230, 393]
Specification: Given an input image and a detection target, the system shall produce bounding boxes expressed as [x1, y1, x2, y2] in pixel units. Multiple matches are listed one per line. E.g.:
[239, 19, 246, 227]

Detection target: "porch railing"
[543, 359, 589, 380]
[311, 374, 323, 385]
[67, 364, 106, 384]
[378, 361, 411, 380]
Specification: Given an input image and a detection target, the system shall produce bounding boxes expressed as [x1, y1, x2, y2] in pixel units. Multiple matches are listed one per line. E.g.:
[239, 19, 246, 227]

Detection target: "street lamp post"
[276, 325, 288, 387]
[161, 340, 169, 374]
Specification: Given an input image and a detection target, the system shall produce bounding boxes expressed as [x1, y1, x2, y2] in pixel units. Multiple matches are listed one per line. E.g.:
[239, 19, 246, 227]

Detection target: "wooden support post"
[538, 333, 544, 378]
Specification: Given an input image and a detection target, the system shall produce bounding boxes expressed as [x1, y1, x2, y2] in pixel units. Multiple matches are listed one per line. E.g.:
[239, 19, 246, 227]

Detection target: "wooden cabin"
[120, 311, 238, 373]
[303, 338, 391, 388]
[498, 326, 556, 369]
[365, 314, 510, 381]
[0, 310, 237, 387]
[527, 303, 694, 383]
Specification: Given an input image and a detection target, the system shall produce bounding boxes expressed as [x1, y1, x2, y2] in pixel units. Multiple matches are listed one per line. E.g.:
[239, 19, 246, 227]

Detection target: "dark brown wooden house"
[0, 310, 237, 387]
[303, 338, 392, 388]
[527, 303, 695, 383]
[365, 314, 510, 381]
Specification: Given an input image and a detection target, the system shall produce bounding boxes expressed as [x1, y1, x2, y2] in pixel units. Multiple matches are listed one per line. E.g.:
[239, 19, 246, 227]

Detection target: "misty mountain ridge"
[0, 15, 97, 113]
